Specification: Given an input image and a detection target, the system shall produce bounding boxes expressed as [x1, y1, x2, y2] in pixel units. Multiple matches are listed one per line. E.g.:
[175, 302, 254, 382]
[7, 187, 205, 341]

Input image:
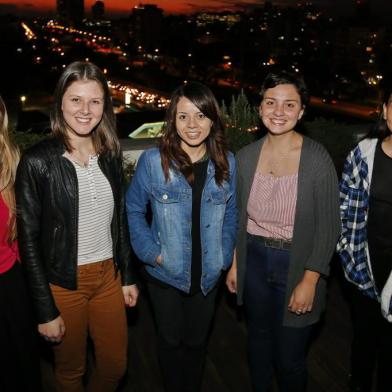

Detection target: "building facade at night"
[57, 0, 85, 26]
[92, 1, 105, 20]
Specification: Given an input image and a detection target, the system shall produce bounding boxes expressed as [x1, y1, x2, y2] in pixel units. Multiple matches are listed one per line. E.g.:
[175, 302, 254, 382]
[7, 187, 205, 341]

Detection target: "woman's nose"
[273, 103, 284, 116]
[187, 116, 196, 127]
[80, 101, 90, 114]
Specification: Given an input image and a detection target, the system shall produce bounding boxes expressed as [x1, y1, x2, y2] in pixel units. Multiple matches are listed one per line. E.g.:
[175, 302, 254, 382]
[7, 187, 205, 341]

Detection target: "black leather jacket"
[15, 137, 135, 324]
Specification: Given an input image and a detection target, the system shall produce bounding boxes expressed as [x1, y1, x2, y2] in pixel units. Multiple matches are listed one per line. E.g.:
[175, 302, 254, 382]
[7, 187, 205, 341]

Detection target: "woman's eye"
[264, 100, 274, 105]
[71, 97, 80, 103]
[178, 114, 186, 120]
[92, 100, 102, 105]
[197, 113, 206, 120]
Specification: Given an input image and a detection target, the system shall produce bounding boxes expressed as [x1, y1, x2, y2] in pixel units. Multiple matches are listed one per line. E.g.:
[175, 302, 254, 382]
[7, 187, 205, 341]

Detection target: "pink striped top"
[247, 173, 298, 240]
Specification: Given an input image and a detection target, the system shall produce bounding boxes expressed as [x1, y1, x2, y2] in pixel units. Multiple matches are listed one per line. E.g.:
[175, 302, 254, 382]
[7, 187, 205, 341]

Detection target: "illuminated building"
[131, 4, 163, 51]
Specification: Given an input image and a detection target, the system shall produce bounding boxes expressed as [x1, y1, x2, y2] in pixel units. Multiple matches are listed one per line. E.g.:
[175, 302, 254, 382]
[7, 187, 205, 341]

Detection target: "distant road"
[310, 96, 380, 121]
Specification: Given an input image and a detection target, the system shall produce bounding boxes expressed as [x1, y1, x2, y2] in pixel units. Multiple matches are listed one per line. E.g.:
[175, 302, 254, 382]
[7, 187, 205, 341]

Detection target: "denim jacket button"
[162, 194, 168, 200]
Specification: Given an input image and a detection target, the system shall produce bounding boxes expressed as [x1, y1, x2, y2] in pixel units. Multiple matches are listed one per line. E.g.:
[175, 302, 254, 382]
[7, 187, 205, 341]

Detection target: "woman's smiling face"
[61, 79, 104, 138]
[259, 83, 304, 136]
[175, 96, 212, 154]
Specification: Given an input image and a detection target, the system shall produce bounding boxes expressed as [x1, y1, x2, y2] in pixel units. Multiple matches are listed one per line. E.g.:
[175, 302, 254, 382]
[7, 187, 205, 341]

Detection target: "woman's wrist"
[302, 270, 320, 285]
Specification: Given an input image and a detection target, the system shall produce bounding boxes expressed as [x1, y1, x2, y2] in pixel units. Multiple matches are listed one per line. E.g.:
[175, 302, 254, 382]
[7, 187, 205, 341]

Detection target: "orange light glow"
[0, 0, 259, 14]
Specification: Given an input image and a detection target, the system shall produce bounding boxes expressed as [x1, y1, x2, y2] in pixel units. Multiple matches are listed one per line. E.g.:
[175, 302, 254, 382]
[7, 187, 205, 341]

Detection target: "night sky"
[0, 0, 390, 17]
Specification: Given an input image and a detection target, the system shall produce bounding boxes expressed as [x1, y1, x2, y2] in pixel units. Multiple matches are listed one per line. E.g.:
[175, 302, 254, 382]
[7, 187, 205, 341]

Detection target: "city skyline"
[0, 0, 367, 16]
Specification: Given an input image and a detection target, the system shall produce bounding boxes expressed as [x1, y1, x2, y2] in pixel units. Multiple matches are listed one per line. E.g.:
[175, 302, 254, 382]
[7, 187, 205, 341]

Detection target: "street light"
[20, 95, 27, 109]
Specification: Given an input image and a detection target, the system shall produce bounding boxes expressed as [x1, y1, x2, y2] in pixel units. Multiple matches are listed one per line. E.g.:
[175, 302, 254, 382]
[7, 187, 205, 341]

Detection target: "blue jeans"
[244, 235, 313, 392]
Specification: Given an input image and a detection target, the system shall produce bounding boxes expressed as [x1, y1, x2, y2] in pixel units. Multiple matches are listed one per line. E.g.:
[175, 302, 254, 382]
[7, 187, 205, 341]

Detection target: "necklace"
[266, 146, 293, 175]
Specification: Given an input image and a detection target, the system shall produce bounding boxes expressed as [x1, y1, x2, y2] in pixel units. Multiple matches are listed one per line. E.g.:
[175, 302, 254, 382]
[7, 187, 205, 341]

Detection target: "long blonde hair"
[0, 96, 20, 242]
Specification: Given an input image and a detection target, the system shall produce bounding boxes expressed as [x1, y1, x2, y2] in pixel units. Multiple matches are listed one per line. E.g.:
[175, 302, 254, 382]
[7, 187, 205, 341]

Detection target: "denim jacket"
[126, 148, 238, 294]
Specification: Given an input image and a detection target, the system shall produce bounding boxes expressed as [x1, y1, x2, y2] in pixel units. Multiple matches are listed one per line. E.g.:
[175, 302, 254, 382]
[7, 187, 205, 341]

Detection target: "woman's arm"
[304, 155, 340, 276]
[15, 153, 60, 324]
[117, 155, 137, 286]
[222, 155, 238, 270]
[126, 151, 160, 265]
[226, 249, 238, 293]
[290, 153, 340, 314]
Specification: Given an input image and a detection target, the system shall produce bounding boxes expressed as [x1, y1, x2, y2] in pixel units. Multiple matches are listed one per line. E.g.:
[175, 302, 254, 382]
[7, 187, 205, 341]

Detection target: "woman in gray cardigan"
[226, 71, 340, 392]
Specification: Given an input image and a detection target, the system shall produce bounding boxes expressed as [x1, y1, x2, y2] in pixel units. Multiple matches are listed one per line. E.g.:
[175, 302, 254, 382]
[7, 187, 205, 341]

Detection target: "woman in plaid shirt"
[337, 82, 392, 392]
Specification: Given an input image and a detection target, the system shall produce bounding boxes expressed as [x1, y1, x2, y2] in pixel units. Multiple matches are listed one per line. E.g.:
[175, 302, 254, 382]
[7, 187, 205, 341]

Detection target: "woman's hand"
[226, 252, 237, 294]
[288, 270, 320, 315]
[122, 284, 139, 307]
[38, 316, 65, 343]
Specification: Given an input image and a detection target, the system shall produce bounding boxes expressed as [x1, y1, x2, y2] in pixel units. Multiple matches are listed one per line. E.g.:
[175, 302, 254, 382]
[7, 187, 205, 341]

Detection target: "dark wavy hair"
[159, 82, 229, 185]
[367, 81, 392, 140]
[258, 70, 308, 134]
[260, 70, 309, 108]
[51, 61, 120, 156]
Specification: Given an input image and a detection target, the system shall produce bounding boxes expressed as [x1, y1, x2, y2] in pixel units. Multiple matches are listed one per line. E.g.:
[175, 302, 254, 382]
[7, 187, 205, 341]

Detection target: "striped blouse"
[67, 154, 114, 265]
[247, 173, 298, 240]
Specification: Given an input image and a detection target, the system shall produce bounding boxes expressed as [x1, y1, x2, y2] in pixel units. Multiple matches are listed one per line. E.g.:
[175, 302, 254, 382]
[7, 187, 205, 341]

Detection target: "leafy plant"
[221, 90, 260, 153]
[11, 131, 47, 152]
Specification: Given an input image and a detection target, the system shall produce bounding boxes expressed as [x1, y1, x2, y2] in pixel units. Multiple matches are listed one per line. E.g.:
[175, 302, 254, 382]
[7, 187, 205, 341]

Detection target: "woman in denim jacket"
[126, 82, 237, 392]
[337, 83, 392, 392]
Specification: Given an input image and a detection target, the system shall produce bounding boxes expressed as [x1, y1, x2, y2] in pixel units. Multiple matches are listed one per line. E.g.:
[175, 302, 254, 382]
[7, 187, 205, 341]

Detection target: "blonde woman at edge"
[0, 96, 41, 391]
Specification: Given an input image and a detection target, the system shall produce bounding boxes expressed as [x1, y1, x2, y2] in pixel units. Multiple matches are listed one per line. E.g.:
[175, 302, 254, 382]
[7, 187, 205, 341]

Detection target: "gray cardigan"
[236, 135, 340, 327]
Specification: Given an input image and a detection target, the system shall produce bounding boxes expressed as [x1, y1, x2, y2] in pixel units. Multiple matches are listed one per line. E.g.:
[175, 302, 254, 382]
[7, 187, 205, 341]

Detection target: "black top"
[189, 159, 209, 293]
[368, 140, 392, 290]
[144, 158, 208, 294]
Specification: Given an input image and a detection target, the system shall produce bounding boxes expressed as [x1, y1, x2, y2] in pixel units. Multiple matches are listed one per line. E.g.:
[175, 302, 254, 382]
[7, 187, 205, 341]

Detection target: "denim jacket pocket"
[151, 187, 182, 204]
[151, 185, 187, 252]
[210, 188, 231, 204]
[160, 245, 183, 276]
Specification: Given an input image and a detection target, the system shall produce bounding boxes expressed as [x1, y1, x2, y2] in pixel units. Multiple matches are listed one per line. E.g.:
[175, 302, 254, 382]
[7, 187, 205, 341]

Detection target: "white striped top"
[66, 155, 114, 265]
[247, 173, 298, 240]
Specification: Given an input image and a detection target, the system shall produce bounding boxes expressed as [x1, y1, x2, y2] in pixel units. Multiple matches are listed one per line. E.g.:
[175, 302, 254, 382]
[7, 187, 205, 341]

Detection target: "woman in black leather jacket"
[15, 61, 138, 392]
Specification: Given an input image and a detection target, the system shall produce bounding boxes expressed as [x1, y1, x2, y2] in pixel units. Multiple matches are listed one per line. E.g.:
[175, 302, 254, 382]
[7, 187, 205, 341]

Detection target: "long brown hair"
[160, 82, 229, 185]
[0, 96, 20, 242]
[51, 61, 120, 156]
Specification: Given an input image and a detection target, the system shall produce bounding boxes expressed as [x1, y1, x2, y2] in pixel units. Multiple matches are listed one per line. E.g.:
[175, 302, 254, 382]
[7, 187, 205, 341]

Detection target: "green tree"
[221, 90, 259, 152]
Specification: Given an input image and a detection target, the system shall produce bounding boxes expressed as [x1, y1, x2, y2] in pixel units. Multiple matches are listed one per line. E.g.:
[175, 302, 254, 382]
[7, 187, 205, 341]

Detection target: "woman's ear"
[298, 106, 305, 120]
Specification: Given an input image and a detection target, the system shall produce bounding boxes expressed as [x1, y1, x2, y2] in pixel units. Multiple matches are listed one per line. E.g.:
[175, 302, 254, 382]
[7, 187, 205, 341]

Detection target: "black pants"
[349, 286, 392, 392]
[147, 282, 218, 392]
[0, 262, 42, 391]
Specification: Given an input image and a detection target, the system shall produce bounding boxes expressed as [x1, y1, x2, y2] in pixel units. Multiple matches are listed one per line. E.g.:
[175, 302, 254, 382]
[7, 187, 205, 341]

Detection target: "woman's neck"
[265, 131, 301, 151]
[67, 136, 96, 166]
[382, 135, 392, 158]
[183, 144, 207, 163]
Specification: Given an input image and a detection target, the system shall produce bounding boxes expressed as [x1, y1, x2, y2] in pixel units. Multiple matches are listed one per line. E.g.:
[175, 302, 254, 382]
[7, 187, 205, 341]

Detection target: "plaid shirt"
[337, 138, 379, 301]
